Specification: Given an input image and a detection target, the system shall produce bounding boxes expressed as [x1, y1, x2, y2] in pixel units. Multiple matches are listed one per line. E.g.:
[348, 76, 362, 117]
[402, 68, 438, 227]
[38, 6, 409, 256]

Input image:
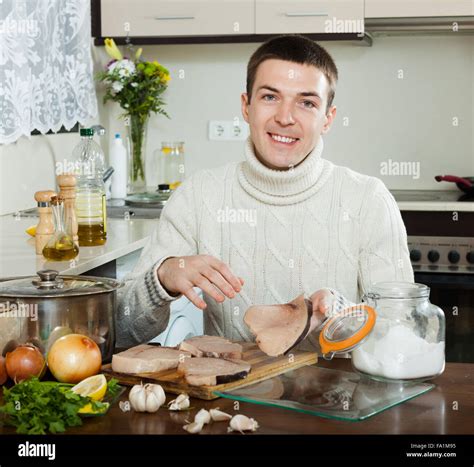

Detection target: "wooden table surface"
[3, 359, 470, 436]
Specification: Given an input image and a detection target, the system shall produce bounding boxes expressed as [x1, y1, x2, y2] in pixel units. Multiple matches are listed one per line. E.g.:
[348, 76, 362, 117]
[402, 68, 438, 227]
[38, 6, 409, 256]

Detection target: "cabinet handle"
[153, 15, 195, 21]
[284, 12, 328, 17]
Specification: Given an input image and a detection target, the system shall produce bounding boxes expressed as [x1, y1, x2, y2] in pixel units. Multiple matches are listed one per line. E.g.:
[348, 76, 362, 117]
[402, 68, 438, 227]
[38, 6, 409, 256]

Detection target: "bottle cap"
[115, 133, 121, 139]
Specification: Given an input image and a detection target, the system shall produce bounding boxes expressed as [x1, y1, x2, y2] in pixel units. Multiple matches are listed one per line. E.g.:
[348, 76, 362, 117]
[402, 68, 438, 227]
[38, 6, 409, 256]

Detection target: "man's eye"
[262, 94, 276, 101]
[303, 100, 316, 109]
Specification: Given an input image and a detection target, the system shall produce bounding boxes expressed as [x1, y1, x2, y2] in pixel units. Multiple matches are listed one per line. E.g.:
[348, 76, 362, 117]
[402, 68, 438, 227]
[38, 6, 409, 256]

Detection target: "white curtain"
[0, 0, 97, 144]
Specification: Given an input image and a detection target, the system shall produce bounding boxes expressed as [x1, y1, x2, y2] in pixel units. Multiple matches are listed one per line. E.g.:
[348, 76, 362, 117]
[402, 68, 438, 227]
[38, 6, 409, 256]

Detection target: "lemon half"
[71, 374, 107, 401]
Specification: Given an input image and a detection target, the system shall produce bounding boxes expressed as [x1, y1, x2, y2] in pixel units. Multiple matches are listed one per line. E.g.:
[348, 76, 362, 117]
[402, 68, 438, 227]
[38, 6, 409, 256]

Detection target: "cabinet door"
[101, 0, 255, 37]
[255, 0, 364, 34]
[365, 0, 474, 18]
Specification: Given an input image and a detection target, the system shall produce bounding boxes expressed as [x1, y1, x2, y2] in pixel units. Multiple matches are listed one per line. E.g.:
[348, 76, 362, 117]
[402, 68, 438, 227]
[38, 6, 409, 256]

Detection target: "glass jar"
[351, 282, 445, 382]
[157, 142, 185, 190]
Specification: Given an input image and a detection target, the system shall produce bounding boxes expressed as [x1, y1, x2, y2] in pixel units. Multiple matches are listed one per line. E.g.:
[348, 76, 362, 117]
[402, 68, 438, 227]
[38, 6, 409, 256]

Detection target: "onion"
[5, 344, 46, 383]
[47, 334, 102, 383]
[0, 356, 8, 385]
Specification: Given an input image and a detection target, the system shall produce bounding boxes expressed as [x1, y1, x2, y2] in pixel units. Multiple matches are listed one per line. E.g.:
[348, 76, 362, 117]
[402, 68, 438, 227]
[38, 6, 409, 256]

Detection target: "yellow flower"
[104, 38, 123, 61]
[135, 48, 143, 60]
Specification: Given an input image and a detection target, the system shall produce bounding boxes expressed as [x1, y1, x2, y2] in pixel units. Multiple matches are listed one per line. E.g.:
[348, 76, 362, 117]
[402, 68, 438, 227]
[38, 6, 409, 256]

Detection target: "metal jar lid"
[0, 269, 121, 298]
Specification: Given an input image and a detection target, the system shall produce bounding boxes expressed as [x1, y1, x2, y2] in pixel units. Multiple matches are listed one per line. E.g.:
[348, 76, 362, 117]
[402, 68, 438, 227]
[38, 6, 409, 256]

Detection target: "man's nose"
[274, 102, 295, 126]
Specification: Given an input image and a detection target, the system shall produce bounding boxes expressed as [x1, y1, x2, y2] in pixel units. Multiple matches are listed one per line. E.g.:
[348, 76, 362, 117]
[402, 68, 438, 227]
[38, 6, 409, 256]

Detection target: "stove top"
[390, 190, 474, 203]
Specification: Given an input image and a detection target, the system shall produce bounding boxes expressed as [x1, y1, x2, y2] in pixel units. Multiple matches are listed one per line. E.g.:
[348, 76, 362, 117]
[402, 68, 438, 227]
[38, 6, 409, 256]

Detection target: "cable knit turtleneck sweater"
[116, 136, 414, 353]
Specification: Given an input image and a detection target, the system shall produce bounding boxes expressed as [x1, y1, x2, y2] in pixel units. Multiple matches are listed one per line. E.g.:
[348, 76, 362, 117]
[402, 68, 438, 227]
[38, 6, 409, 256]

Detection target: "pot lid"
[319, 304, 377, 360]
[0, 270, 121, 298]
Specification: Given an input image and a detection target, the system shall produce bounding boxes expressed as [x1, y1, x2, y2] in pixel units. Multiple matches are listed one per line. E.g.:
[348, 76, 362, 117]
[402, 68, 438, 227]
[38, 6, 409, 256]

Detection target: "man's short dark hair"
[246, 34, 339, 112]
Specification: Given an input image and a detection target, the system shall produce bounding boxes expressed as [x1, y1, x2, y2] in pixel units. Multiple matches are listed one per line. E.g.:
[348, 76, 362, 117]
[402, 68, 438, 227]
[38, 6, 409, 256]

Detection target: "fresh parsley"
[0, 377, 120, 434]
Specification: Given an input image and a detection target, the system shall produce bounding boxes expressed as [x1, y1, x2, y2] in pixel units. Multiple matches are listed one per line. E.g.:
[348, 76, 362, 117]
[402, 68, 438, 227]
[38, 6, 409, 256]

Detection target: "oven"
[400, 210, 474, 363]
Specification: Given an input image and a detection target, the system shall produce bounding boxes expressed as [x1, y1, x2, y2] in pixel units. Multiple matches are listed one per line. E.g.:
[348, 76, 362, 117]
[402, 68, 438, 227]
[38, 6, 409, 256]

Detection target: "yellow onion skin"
[47, 334, 102, 383]
[5, 344, 46, 384]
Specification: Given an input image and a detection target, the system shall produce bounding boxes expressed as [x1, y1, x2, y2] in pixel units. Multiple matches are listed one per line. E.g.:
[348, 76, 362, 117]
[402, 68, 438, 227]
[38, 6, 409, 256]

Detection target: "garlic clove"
[194, 408, 211, 425]
[129, 385, 147, 412]
[168, 393, 190, 411]
[210, 408, 232, 422]
[145, 391, 161, 413]
[145, 383, 166, 409]
[228, 414, 259, 433]
[183, 421, 204, 434]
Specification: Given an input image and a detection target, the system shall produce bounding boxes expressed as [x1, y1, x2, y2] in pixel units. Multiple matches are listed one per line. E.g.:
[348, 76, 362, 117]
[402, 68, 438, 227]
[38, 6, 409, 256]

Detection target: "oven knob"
[467, 251, 474, 264]
[409, 249, 421, 262]
[427, 250, 440, 263]
[448, 250, 460, 264]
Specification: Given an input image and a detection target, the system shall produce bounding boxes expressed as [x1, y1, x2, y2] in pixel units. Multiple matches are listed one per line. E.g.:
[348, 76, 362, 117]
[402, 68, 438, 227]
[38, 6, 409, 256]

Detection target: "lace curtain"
[0, 0, 97, 144]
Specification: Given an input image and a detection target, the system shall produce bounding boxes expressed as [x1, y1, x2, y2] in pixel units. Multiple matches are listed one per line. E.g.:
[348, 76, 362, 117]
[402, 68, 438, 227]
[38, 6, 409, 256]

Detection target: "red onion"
[5, 344, 46, 383]
[0, 356, 8, 385]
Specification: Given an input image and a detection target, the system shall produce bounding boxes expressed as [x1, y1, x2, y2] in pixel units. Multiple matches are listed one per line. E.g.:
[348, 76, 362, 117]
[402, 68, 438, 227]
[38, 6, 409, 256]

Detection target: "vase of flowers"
[97, 38, 170, 193]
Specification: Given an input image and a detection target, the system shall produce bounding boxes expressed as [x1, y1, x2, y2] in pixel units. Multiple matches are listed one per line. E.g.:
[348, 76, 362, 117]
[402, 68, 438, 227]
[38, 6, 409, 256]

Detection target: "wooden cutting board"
[102, 342, 318, 400]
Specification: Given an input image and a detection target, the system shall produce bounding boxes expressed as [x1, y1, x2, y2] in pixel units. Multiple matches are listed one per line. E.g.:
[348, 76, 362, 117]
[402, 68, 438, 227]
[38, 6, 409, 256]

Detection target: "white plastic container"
[110, 133, 128, 199]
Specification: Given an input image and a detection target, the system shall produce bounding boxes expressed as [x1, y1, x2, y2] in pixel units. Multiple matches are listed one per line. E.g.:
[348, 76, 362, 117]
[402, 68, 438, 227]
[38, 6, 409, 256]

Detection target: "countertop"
[2, 359, 470, 436]
[390, 190, 474, 212]
[0, 215, 157, 277]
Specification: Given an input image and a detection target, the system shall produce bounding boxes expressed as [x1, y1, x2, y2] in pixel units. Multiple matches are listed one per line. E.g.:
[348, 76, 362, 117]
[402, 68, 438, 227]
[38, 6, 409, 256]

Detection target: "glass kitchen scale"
[215, 365, 435, 422]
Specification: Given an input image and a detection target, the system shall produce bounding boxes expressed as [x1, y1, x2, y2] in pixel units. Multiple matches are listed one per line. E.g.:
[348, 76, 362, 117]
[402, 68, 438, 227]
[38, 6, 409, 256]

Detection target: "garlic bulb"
[210, 408, 232, 422]
[194, 408, 211, 425]
[129, 383, 166, 413]
[168, 393, 190, 411]
[227, 414, 259, 433]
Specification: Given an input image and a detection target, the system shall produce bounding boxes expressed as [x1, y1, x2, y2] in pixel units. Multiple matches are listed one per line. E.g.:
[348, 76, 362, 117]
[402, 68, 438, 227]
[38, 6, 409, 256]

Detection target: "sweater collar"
[237, 135, 332, 205]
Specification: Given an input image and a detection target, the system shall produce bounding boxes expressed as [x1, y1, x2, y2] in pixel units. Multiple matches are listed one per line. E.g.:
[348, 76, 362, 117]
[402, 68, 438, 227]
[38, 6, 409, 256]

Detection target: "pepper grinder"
[34, 190, 57, 255]
[57, 174, 78, 245]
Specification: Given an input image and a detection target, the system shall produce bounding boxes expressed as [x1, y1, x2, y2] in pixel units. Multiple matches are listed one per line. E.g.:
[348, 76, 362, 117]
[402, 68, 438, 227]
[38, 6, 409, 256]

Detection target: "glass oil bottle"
[42, 196, 79, 261]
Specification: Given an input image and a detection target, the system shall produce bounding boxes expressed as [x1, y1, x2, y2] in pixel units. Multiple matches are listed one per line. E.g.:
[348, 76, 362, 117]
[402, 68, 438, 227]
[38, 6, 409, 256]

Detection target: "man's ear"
[241, 92, 250, 124]
[321, 105, 337, 134]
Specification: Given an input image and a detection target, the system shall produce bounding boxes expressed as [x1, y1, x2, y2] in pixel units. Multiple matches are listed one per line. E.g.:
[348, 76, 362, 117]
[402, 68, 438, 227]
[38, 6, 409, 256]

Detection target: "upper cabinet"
[256, 0, 364, 34]
[365, 0, 474, 18]
[100, 0, 255, 37]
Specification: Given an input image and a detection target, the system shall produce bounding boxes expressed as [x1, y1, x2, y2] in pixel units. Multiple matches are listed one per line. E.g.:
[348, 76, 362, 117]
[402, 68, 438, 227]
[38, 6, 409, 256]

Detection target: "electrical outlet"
[208, 120, 249, 141]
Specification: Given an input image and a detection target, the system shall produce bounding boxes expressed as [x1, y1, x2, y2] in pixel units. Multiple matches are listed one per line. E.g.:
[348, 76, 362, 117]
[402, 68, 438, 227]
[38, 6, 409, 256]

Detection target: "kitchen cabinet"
[255, 0, 364, 34]
[100, 0, 255, 37]
[365, 0, 474, 18]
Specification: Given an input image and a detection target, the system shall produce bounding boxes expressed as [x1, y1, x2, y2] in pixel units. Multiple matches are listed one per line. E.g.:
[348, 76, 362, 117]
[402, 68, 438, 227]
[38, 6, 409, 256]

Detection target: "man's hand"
[157, 255, 244, 310]
[308, 289, 335, 333]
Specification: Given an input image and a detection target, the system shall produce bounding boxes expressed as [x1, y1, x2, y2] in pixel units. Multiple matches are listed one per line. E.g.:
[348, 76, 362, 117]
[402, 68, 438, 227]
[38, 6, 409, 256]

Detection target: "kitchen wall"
[1, 34, 473, 216]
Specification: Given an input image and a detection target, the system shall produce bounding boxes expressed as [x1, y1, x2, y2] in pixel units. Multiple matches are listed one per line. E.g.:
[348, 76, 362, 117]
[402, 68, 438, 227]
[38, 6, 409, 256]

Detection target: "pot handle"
[32, 269, 64, 289]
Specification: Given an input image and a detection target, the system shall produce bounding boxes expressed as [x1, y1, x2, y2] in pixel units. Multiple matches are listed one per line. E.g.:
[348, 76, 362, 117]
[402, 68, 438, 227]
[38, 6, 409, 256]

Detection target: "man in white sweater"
[116, 35, 414, 352]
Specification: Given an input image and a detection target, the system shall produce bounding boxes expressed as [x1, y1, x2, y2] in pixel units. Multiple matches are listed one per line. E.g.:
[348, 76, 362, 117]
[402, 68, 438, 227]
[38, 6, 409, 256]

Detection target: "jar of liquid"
[43, 196, 79, 261]
[351, 282, 445, 382]
[157, 142, 185, 190]
[74, 128, 107, 246]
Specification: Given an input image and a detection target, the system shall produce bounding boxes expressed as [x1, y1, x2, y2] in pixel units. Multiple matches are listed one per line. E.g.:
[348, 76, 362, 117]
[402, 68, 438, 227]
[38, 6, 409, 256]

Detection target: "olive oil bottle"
[43, 196, 79, 261]
[74, 128, 107, 246]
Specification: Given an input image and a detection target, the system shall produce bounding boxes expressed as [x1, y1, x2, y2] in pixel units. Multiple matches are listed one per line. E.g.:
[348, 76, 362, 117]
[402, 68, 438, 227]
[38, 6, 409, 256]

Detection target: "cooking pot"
[0, 269, 122, 363]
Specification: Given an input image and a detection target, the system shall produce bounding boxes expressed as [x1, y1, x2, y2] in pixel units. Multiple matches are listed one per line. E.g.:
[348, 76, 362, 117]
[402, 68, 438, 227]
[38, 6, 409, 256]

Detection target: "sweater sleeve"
[357, 178, 414, 297]
[115, 176, 199, 348]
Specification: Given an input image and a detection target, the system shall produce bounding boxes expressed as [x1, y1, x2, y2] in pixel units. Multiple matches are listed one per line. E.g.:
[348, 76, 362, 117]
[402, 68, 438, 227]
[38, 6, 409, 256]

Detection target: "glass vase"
[127, 113, 148, 193]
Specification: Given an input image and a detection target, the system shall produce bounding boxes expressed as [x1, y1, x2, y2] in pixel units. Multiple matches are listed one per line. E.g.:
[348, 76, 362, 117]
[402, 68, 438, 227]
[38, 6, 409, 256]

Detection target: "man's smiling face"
[241, 59, 336, 170]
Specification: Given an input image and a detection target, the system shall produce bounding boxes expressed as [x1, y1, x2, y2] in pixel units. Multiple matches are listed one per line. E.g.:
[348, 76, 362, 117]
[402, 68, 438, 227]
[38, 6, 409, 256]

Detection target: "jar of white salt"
[351, 281, 445, 382]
